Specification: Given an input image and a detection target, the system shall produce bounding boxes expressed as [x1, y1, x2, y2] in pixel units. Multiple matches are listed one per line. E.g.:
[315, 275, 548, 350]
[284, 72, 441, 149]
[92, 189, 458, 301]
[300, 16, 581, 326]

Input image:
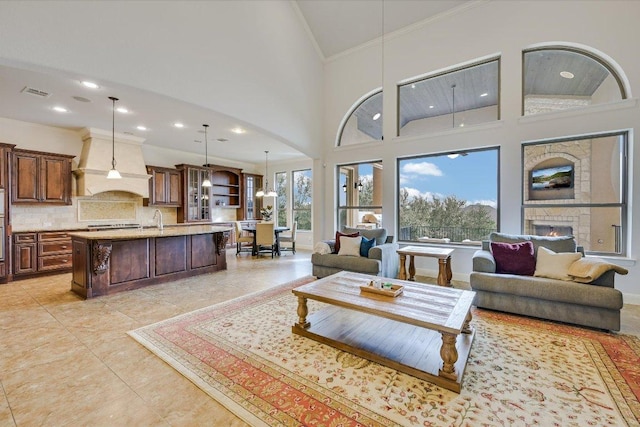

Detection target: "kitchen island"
[70, 225, 232, 299]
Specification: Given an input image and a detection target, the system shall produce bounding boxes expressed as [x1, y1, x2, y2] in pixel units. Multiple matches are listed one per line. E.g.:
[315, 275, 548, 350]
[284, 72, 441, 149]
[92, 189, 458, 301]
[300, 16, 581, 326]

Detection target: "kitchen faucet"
[153, 209, 163, 230]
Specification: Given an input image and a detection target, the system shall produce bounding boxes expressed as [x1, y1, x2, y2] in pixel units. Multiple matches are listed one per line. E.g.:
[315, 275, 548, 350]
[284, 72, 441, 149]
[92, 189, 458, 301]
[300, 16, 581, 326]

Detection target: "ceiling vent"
[21, 86, 51, 98]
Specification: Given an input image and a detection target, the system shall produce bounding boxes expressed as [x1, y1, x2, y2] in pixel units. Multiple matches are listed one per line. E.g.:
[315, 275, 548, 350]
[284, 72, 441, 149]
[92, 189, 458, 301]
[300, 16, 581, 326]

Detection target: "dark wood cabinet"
[14, 230, 73, 277]
[11, 149, 73, 204]
[176, 164, 212, 223]
[13, 233, 37, 275]
[144, 166, 182, 207]
[176, 164, 242, 223]
[211, 167, 241, 208]
[240, 173, 263, 220]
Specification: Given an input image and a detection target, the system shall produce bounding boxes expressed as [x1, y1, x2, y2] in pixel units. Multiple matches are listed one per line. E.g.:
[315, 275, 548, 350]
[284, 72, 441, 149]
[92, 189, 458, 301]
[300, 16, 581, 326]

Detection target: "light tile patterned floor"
[0, 250, 637, 426]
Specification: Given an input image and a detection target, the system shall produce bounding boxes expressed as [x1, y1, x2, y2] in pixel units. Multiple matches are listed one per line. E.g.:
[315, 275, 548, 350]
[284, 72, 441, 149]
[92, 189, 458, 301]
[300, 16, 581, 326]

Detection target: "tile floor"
[0, 250, 638, 426]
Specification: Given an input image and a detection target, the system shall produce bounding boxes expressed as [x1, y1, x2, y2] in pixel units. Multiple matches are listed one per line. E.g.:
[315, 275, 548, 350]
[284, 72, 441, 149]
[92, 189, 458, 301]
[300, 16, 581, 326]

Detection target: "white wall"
[321, 0, 640, 302]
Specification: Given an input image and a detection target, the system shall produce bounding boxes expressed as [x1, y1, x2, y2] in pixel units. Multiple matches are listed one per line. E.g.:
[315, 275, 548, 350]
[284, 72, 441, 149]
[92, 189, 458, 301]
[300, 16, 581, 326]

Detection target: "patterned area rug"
[129, 276, 640, 426]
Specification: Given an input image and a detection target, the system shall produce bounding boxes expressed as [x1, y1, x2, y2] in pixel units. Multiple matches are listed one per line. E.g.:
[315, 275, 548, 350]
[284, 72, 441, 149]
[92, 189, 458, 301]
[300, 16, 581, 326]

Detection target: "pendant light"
[106, 96, 122, 179]
[201, 124, 212, 188]
[256, 150, 277, 197]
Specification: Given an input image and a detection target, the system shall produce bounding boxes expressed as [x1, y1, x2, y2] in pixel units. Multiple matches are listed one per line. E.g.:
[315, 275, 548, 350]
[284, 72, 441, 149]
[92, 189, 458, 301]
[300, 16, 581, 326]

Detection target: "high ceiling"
[0, 1, 474, 164]
[295, 0, 472, 58]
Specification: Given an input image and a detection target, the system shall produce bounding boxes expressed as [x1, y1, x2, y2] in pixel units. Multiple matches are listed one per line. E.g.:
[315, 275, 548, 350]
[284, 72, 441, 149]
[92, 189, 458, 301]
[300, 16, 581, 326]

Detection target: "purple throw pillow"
[491, 241, 536, 276]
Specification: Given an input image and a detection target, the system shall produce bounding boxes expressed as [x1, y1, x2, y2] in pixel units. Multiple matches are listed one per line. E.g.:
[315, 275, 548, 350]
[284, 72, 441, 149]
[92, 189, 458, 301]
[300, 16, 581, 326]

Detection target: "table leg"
[398, 254, 407, 280]
[275, 231, 281, 256]
[252, 233, 257, 256]
[437, 256, 452, 287]
[462, 310, 473, 334]
[439, 332, 458, 381]
[408, 255, 416, 281]
[296, 296, 310, 329]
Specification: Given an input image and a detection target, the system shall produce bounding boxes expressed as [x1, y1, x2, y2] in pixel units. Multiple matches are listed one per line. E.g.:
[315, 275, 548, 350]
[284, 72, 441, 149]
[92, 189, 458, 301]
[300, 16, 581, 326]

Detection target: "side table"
[397, 246, 455, 287]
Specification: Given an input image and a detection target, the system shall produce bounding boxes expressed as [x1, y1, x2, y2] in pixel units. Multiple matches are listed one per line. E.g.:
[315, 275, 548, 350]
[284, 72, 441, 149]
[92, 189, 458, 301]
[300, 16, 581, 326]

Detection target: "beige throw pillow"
[337, 236, 362, 257]
[534, 246, 582, 281]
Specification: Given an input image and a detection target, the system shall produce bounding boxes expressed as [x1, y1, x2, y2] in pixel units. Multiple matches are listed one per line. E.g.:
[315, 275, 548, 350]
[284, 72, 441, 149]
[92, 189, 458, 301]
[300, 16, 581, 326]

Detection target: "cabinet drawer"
[39, 231, 71, 241]
[38, 254, 72, 271]
[14, 233, 36, 243]
[39, 240, 72, 256]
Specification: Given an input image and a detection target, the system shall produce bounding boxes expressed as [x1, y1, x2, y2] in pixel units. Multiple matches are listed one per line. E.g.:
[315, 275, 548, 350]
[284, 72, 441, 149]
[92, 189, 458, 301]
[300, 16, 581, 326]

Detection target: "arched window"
[523, 47, 626, 116]
[337, 90, 383, 146]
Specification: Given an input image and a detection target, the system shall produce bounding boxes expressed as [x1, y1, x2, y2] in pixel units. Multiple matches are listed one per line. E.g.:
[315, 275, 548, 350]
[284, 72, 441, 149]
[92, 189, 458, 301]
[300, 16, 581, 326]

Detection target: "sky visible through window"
[399, 150, 498, 208]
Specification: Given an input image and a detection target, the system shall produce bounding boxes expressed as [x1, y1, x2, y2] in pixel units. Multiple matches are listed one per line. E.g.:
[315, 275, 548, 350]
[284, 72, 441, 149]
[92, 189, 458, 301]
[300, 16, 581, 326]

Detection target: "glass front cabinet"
[241, 173, 263, 220]
[176, 164, 242, 223]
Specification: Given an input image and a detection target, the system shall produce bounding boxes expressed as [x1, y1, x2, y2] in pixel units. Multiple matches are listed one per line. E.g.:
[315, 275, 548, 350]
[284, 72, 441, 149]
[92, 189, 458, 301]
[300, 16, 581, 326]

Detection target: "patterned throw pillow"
[334, 231, 359, 254]
[491, 241, 536, 276]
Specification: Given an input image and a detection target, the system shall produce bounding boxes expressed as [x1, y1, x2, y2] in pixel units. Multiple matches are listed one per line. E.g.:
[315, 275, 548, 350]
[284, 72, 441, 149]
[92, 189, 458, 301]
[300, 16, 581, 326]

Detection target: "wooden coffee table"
[291, 271, 476, 392]
[397, 245, 454, 286]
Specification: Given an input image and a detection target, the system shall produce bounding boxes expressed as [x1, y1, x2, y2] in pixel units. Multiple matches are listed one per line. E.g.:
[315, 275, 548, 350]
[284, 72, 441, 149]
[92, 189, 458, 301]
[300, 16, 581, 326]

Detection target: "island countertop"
[69, 224, 232, 240]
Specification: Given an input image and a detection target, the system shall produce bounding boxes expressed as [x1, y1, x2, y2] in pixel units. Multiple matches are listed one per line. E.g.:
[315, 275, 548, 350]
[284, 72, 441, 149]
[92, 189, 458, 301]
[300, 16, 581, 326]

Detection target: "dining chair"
[255, 222, 276, 258]
[235, 221, 253, 256]
[279, 221, 297, 254]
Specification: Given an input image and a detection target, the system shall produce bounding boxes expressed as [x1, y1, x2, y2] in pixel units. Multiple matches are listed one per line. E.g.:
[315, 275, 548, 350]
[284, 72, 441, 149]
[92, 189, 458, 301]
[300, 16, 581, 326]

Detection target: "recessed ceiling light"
[174, 122, 184, 128]
[480, 92, 488, 97]
[231, 127, 245, 134]
[116, 107, 129, 113]
[81, 81, 99, 89]
[429, 105, 434, 109]
[560, 71, 574, 79]
[136, 125, 147, 131]
[217, 138, 229, 142]
[53, 106, 68, 113]
[72, 96, 91, 103]
[372, 113, 381, 121]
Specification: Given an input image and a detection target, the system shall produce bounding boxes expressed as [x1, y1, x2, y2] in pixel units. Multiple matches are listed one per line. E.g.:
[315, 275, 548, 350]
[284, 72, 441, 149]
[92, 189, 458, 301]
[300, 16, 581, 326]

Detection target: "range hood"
[74, 128, 151, 197]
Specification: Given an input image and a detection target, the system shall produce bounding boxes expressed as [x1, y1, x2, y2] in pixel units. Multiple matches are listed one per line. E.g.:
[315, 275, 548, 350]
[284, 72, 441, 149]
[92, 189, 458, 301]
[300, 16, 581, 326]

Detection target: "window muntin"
[275, 171, 287, 227]
[337, 161, 383, 230]
[523, 48, 625, 116]
[292, 169, 312, 231]
[337, 90, 383, 146]
[522, 132, 627, 256]
[398, 148, 499, 244]
[398, 59, 499, 137]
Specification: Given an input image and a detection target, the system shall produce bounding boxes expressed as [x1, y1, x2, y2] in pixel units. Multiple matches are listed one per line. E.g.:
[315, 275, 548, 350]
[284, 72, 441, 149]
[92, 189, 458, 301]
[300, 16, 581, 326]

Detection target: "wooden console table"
[397, 245, 454, 286]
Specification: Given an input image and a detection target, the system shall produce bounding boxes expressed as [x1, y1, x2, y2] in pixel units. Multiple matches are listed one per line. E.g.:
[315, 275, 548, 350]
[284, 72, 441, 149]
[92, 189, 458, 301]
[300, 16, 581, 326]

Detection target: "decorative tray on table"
[360, 281, 404, 297]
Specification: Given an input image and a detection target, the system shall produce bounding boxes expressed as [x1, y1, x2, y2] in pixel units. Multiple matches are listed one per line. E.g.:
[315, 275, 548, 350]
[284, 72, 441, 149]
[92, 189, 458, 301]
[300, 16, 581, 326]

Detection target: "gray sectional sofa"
[311, 227, 399, 279]
[470, 232, 625, 331]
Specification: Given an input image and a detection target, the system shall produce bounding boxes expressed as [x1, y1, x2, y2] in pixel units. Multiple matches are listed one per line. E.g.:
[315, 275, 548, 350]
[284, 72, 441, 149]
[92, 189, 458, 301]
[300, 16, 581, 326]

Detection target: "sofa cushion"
[311, 253, 380, 275]
[470, 272, 623, 310]
[342, 227, 387, 246]
[534, 247, 582, 281]
[360, 236, 375, 257]
[338, 236, 362, 257]
[334, 231, 359, 254]
[491, 241, 535, 276]
[489, 232, 576, 255]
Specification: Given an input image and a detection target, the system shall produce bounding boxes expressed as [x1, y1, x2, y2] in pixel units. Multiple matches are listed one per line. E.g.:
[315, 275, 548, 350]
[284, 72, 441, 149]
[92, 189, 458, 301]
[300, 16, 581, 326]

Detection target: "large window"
[398, 148, 499, 244]
[337, 90, 383, 146]
[523, 47, 625, 116]
[275, 171, 287, 227]
[522, 132, 627, 256]
[337, 161, 383, 231]
[292, 169, 312, 231]
[398, 58, 499, 137]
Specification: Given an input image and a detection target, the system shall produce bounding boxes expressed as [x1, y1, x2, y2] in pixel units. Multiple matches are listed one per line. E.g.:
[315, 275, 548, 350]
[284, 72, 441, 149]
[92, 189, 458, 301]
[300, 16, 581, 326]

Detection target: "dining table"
[242, 224, 290, 256]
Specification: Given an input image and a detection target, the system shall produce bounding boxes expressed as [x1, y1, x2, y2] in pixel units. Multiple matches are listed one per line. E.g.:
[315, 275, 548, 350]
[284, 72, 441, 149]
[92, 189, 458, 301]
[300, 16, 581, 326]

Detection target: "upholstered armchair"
[311, 226, 399, 279]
